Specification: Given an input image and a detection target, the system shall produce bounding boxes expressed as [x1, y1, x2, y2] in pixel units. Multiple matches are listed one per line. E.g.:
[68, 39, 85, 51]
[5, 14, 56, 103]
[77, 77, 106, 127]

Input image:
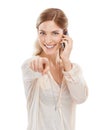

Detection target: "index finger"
[42, 58, 50, 75]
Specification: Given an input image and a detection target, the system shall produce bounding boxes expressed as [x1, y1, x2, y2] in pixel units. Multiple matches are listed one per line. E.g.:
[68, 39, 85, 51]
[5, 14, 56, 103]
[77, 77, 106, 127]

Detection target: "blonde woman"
[21, 8, 88, 130]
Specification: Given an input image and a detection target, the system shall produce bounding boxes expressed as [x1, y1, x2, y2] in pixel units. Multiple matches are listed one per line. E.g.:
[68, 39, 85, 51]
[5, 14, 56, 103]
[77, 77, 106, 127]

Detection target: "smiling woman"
[34, 8, 68, 56]
[21, 8, 88, 130]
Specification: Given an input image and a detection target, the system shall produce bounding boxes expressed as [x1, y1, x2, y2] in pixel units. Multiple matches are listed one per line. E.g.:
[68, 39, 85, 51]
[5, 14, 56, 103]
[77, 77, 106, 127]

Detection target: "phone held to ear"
[61, 31, 68, 49]
[61, 42, 65, 49]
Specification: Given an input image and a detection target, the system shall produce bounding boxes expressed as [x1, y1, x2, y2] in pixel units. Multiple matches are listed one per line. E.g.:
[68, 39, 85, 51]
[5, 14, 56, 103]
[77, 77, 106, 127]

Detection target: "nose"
[45, 35, 52, 44]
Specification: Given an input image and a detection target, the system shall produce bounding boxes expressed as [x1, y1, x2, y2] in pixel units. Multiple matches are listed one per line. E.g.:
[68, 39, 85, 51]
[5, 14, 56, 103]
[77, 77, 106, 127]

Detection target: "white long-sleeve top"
[21, 57, 88, 130]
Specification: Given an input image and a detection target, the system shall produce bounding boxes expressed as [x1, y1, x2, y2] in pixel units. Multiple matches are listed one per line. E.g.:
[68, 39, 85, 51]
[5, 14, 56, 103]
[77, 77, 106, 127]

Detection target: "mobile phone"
[61, 42, 65, 49]
[61, 30, 68, 49]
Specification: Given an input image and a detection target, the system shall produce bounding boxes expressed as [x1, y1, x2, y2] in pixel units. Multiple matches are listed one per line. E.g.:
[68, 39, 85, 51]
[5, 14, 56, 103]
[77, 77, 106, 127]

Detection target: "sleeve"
[62, 63, 88, 104]
[21, 57, 42, 98]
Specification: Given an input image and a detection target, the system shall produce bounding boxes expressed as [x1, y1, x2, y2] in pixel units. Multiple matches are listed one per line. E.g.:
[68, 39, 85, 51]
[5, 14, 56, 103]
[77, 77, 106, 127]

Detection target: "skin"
[30, 21, 73, 84]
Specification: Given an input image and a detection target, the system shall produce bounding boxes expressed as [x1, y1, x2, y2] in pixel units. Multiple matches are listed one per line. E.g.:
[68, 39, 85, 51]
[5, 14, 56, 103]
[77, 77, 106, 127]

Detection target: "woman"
[21, 8, 88, 130]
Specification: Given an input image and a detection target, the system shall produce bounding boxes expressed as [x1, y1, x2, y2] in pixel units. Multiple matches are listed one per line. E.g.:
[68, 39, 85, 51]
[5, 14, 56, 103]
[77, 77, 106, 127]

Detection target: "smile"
[44, 44, 56, 49]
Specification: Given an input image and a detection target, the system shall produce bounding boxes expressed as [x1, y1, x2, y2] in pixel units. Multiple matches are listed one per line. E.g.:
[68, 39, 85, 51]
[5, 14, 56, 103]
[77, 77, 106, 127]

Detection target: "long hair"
[33, 8, 68, 56]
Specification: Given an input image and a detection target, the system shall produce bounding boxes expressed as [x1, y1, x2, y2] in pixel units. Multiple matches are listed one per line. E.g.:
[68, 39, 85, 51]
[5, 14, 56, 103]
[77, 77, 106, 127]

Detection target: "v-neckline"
[48, 71, 63, 89]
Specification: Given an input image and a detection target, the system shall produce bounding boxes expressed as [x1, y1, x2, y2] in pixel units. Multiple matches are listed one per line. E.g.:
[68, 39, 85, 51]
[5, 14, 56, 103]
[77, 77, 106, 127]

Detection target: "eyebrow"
[39, 30, 45, 32]
[39, 30, 60, 32]
[52, 30, 60, 32]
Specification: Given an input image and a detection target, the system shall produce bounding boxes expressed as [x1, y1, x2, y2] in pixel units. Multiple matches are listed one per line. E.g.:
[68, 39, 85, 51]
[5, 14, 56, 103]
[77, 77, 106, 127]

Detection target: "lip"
[44, 44, 57, 49]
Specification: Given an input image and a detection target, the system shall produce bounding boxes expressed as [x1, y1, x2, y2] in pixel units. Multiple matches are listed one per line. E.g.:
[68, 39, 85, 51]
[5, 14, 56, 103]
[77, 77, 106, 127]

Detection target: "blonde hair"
[33, 8, 68, 56]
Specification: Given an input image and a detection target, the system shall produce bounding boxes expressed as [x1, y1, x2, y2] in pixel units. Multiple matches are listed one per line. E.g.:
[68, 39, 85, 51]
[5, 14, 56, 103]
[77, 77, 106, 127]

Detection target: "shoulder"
[21, 56, 42, 77]
[62, 62, 83, 76]
[72, 63, 82, 71]
[68, 62, 83, 75]
[21, 56, 37, 69]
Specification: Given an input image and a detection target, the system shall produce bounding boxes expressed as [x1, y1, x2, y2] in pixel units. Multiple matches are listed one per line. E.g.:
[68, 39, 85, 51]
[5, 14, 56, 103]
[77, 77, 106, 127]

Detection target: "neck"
[40, 51, 60, 66]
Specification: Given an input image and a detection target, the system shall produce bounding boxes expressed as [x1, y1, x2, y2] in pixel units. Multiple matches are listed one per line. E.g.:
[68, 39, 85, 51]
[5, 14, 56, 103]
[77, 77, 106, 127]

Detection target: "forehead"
[38, 21, 62, 31]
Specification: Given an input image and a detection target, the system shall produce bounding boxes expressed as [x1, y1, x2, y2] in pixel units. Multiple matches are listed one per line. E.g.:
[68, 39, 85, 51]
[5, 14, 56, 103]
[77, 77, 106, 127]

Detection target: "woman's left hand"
[60, 35, 73, 62]
[59, 35, 73, 71]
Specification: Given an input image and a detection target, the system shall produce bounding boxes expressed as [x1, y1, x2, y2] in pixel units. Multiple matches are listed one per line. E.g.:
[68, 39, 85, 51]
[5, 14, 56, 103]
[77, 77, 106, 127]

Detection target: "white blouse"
[21, 57, 88, 130]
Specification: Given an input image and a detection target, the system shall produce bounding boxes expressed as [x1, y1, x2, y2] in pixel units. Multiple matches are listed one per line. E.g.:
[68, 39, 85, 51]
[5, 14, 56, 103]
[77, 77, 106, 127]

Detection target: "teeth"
[45, 45, 55, 48]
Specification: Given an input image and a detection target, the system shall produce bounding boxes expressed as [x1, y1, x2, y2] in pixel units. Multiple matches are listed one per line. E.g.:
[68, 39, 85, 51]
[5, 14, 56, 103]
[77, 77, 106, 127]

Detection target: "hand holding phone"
[59, 30, 73, 62]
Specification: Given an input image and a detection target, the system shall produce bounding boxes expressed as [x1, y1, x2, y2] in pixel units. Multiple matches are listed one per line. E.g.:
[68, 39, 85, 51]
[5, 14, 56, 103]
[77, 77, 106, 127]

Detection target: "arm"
[21, 57, 41, 97]
[62, 63, 88, 104]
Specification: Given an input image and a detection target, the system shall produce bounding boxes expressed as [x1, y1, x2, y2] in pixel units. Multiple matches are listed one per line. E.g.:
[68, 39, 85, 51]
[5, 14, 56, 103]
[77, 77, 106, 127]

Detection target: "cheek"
[38, 36, 45, 43]
[54, 37, 62, 44]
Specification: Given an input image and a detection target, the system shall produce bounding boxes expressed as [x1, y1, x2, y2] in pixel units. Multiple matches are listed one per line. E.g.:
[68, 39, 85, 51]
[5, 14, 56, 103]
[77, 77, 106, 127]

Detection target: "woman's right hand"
[29, 56, 50, 75]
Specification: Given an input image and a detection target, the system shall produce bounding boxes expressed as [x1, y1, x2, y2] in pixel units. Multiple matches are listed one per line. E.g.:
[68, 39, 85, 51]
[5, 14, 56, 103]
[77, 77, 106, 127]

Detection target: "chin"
[44, 50, 58, 56]
[45, 52, 55, 56]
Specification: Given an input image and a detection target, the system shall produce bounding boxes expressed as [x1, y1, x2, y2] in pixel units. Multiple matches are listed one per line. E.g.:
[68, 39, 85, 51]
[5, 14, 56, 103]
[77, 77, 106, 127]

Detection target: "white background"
[0, 0, 107, 130]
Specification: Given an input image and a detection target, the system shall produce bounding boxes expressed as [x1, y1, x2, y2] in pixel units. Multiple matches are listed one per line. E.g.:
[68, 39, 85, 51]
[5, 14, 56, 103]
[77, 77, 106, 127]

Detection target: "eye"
[52, 32, 59, 35]
[39, 31, 46, 35]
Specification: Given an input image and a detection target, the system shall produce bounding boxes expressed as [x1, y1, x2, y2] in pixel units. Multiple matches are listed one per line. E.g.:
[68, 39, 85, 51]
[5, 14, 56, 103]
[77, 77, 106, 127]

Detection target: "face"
[38, 21, 63, 55]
